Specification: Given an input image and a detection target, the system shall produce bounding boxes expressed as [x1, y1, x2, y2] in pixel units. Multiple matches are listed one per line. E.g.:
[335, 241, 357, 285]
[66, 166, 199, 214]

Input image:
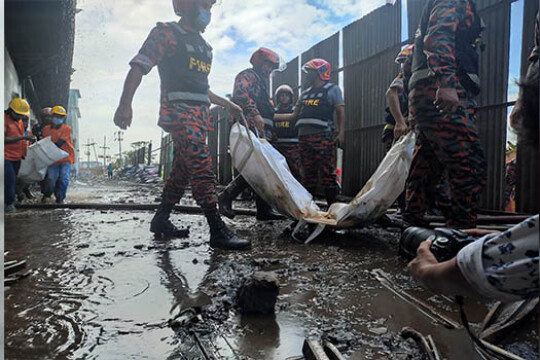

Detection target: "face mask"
[52, 117, 64, 126]
[194, 8, 211, 31]
[304, 71, 319, 86]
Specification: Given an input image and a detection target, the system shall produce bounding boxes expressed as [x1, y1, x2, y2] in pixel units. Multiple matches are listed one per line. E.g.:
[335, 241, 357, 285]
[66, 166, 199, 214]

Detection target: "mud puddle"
[4, 184, 538, 359]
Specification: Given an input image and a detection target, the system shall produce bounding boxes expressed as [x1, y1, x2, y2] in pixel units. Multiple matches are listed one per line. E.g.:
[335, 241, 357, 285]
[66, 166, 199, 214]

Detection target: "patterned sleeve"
[129, 23, 173, 75]
[233, 71, 260, 120]
[457, 215, 539, 302]
[424, 0, 470, 89]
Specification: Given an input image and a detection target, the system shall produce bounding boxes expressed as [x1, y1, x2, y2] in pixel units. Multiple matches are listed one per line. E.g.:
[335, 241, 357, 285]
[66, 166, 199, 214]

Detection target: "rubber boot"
[150, 203, 190, 238]
[325, 187, 338, 207]
[205, 210, 251, 250]
[255, 195, 286, 221]
[218, 176, 248, 219]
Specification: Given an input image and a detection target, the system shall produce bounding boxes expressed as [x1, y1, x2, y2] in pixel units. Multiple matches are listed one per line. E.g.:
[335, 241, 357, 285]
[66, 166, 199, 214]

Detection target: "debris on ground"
[236, 271, 280, 314]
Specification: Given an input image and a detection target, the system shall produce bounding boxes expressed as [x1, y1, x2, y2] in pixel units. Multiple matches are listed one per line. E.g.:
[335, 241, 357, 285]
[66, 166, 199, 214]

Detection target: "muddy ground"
[4, 179, 538, 359]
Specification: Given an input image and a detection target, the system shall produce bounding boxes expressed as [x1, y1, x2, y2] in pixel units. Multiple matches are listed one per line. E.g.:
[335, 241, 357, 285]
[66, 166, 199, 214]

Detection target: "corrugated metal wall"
[516, 0, 539, 213]
[300, 32, 340, 87]
[342, 3, 401, 195]
[272, 56, 299, 101]
[474, 1, 511, 210]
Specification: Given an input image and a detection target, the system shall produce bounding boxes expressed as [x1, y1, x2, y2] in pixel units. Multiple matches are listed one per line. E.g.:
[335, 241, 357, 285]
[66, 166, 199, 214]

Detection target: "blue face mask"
[52, 117, 64, 126]
[195, 8, 211, 30]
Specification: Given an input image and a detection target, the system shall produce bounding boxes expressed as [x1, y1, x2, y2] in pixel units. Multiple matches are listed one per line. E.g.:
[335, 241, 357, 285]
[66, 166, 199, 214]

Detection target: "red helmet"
[395, 44, 414, 64]
[250, 47, 280, 69]
[302, 58, 331, 81]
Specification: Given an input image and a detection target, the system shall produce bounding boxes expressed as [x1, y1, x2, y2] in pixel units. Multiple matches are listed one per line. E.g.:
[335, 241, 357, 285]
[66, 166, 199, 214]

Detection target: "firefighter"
[404, 0, 487, 229]
[42, 105, 75, 204]
[4, 98, 36, 212]
[113, 0, 250, 250]
[218, 47, 286, 221]
[274, 58, 345, 207]
[382, 44, 414, 151]
[272, 84, 302, 182]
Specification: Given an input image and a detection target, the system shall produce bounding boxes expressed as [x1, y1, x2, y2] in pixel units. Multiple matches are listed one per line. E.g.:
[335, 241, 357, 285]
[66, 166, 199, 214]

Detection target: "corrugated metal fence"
[159, 0, 535, 212]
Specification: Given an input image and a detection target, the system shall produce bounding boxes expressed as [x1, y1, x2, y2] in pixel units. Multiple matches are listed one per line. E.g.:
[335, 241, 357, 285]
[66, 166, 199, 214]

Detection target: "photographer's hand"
[407, 241, 473, 297]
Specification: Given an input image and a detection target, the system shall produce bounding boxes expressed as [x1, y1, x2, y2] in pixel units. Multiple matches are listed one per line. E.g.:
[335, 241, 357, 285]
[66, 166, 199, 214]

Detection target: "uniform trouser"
[405, 82, 487, 229]
[44, 163, 71, 201]
[299, 131, 337, 194]
[275, 142, 303, 183]
[162, 120, 217, 211]
[4, 160, 21, 206]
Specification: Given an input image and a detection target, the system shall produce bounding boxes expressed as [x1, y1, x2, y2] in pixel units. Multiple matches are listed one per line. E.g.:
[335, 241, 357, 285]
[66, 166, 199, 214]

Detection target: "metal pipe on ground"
[16, 203, 259, 217]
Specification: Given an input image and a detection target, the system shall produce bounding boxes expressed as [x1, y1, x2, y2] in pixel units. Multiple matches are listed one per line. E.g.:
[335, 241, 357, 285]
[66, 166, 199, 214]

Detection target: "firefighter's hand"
[394, 119, 409, 139]
[114, 103, 133, 130]
[253, 114, 265, 133]
[434, 87, 459, 114]
[227, 101, 243, 120]
[335, 131, 345, 149]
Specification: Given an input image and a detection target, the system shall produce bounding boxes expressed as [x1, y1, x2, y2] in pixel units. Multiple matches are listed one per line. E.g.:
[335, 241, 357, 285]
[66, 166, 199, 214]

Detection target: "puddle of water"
[4, 191, 538, 360]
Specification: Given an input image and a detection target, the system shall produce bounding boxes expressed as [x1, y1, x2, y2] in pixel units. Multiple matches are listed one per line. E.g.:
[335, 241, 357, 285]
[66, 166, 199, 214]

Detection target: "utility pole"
[84, 139, 96, 167]
[91, 142, 99, 164]
[114, 131, 124, 167]
[99, 136, 110, 170]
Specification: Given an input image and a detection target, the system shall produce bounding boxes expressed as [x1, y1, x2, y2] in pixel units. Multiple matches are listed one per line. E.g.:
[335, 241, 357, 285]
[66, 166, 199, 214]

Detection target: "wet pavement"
[4, 180, 539, 359]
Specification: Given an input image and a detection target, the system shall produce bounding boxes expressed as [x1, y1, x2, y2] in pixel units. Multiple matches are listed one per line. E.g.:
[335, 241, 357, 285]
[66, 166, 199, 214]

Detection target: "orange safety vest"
[4, 112, 27, 161]
[43, 124, 75, 164]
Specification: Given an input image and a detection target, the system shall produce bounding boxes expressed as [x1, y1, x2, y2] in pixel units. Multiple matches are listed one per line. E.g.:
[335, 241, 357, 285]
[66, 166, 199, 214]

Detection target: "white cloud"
[72, 0, 387, 157]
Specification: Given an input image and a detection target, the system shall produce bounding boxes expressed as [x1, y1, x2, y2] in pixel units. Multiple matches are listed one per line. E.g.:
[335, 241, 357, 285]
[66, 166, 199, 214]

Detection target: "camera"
[399, 227, 477, 262]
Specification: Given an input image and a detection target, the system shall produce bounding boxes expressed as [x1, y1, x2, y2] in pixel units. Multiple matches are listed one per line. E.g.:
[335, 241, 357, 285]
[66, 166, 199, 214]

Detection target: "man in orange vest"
[42, 105, 75, 204]
[4, 98, 36, 212]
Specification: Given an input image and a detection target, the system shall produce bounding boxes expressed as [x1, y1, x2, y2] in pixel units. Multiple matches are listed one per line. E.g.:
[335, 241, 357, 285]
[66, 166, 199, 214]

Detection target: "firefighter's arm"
[114, 66, 144, 130]
[273, 106, 301, 122]
[208, 90, 242, 119]
[335, 105, 345, 148]
[424, 0, 465, 89]
[385, 87, 409, 139]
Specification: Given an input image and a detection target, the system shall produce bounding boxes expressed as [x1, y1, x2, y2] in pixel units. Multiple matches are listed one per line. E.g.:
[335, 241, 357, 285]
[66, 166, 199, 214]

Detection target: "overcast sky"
[71, 0, 387, 158]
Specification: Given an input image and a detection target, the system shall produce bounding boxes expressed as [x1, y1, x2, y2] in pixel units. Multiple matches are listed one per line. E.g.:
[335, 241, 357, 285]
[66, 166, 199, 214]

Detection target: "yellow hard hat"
[51, 105, 67, 116]
[8, 98, 31, 117]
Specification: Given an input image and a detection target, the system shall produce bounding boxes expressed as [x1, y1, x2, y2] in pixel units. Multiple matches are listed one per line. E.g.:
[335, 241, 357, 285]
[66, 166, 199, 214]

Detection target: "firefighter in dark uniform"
[275, 58, 345, 207]
[114, 0, 250, 250]
[272, 84, 302, 182]
[404, 0, 487, 229]
[218, 48, 286, 221]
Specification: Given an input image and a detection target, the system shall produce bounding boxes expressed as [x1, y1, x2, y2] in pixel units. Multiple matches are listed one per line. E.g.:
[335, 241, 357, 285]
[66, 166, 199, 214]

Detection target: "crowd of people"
[4, 102, 75, 212]
[111, 0, 539, 304]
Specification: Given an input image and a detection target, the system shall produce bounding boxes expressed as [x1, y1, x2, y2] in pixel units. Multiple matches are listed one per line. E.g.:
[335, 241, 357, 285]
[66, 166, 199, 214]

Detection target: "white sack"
[18, 137, 68, 182]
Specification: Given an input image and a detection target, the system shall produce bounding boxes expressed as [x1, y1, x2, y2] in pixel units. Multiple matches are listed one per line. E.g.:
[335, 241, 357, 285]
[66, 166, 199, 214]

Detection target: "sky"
[72, 0, 387, 160]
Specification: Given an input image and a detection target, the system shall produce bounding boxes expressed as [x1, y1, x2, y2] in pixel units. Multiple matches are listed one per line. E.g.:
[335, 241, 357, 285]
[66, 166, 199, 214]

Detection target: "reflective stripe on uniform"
[167, 91, 210, 103]
[276, 138, 299, 143]
[295, 118, 329, 128]
[263, 118, 274, 128]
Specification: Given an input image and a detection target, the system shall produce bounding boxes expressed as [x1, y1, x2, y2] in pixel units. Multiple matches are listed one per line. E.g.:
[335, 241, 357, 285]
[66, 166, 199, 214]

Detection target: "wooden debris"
[372, 269, 461, 329]
[5, 260, 26, 276]
[303, 339, 330, 360]
[479, 299, 539, 343]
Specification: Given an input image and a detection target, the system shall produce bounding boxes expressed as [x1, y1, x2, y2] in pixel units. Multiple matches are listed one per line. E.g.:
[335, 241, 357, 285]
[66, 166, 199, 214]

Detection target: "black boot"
[255, 195, 286, 221]
[205, 211, 251, 250]
[218, 176, 248, 219]
[150, 203, 190, 238]
[325, 187, 338, 207]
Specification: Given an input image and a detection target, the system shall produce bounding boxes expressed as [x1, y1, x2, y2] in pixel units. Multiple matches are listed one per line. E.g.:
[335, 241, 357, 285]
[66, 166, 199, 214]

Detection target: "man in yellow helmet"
[42, 105, 75, 204]
[4, 98, 36, 212]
